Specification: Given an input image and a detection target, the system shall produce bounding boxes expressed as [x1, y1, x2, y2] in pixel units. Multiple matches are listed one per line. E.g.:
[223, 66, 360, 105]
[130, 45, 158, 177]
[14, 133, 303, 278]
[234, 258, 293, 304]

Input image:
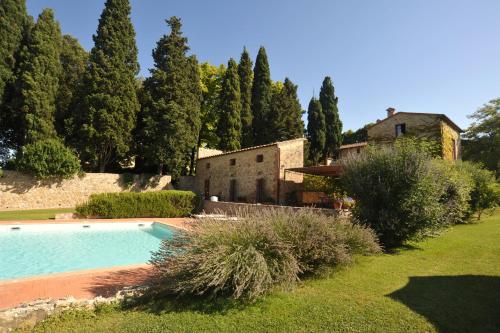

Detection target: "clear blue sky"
[27, 0, 500, 131]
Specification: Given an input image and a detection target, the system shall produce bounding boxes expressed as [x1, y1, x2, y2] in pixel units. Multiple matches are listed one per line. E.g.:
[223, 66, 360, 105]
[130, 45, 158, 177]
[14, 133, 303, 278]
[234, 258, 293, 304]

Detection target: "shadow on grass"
[385, 243, 423, 255]
[387, 275, 500, 333]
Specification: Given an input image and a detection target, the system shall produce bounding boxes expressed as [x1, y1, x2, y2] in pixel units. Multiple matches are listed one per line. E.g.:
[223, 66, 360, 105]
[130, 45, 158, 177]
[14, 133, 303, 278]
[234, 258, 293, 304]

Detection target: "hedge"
[76, 190, 199, 218]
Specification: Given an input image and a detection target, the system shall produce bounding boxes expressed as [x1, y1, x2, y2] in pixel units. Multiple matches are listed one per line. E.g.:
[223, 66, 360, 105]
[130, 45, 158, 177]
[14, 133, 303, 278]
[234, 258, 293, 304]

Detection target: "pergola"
[286, 164, 343, 178]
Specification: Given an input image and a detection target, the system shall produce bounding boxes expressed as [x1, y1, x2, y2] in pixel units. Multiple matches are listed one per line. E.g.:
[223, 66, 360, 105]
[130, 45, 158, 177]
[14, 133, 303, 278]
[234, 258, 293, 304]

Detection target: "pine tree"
[56, 35, 88, 142]
[139, 17, 201, 177]
[7, 9, 62, 146]
[307, 97, 326, 164]
[270, 77, 304, 141]
[320, 76, 342, 159]
[77, 0, 139, 172]
[238, 47, 253, 148]
[251, 46, 272, 145]
[217, 58, 241, 151]
[0, 0, 32, 150]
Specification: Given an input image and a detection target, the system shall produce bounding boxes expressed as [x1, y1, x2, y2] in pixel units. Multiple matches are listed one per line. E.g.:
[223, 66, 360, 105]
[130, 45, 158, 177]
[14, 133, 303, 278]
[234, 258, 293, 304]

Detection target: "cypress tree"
[56, 35, 88, 142]
[238, 47, 253, 148]
[307, 97, 326, 164]
[7, 9, 62, 146]
[270, 77, 304, 141]
[139, 17, 201, 178]
[320, 76, 342, 159]
[217, 58, 241, 151]
[77, 0, 139, 172]
[0, 0, 32, 150]
[251, 46, 272, 145]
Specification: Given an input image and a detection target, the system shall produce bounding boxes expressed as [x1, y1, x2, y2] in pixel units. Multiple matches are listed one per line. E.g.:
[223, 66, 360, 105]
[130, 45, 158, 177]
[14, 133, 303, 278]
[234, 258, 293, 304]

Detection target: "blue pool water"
[0, 222, 175, 280]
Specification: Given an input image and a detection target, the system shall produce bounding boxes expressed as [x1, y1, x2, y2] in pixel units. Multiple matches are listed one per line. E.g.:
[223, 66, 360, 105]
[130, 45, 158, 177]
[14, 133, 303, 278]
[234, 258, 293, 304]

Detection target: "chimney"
[386, 107, 396, 118]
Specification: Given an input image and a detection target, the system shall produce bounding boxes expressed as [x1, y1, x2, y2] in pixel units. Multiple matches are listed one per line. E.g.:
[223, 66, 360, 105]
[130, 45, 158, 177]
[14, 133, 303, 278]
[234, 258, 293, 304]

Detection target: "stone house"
[339, 108, 463, 160]
[195, 138, 305, 204]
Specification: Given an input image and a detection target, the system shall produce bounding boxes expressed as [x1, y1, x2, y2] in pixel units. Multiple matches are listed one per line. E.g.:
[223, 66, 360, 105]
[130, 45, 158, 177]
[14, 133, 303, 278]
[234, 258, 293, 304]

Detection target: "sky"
[27, 0, 500, 131]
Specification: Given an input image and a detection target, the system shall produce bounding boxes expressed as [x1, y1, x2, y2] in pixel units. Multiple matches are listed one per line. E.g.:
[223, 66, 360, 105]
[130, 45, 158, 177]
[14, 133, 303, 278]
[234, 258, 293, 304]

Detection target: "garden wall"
[202, 200, 338, 217]
[0, 170, 173, 211]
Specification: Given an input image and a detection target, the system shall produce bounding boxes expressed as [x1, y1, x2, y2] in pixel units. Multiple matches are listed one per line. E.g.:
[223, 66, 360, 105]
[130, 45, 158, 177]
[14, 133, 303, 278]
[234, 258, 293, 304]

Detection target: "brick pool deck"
[0, 218, 191, 310]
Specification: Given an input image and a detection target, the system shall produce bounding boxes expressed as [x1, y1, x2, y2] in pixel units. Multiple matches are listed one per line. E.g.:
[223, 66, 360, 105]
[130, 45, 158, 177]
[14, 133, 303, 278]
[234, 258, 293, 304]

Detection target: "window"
[206, 162, 210, 169]
[229, 158, 236, 166]
[256, 178, 265, 203]
[204, 179, 210, 198]
[356, 147, 361, 154]
[229, 179, 237, 202]
[256, 154, 264, 163]
[395, 123, 406, 137]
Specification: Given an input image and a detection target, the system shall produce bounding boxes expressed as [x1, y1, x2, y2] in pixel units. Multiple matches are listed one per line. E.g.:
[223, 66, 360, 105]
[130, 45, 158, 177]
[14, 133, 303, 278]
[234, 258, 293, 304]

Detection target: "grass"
[23, 210, 500, 333]
[0, 208, 74, 221]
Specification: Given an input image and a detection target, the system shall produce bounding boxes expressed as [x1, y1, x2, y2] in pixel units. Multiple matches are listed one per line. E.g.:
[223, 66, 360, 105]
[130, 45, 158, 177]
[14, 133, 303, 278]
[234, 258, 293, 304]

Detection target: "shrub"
[15, 139, 80, 179]
[457, 161, 499, 219]
[76, 190, 199, 218]
[341, 143, 447, 248]
[151, 209, 380, 300]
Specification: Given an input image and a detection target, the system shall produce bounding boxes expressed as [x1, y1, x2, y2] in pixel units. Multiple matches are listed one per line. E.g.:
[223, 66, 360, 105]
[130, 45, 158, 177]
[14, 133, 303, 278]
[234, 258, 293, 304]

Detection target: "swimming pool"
[0, 222, 175, 280]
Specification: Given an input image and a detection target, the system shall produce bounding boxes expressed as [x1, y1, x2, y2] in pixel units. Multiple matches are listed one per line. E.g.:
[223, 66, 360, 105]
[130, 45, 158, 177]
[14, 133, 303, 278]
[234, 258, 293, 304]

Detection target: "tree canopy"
[270, 78, 304, 141]
[238, 47, 253, 148]
[251, 46, 272, 145]
[320, 76, 342, 159]
[307, 97, 326, 164]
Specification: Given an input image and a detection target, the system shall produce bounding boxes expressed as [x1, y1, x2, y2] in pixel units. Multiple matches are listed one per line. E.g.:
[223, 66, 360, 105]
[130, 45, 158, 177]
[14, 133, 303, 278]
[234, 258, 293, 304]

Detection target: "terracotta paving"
[0, 217, 193, 310]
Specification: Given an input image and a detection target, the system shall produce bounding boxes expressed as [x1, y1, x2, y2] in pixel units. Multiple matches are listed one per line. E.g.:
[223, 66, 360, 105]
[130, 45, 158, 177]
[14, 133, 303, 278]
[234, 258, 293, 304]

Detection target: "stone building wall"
[0, 171, 173, 211]
[195, 138, 305, 203]
[367, 113, 442, 143]
[441, 121, 461, 160]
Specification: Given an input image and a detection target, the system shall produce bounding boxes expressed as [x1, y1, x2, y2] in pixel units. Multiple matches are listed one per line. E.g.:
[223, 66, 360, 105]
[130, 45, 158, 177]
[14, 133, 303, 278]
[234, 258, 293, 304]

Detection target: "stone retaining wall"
[0, 171, 173, 211]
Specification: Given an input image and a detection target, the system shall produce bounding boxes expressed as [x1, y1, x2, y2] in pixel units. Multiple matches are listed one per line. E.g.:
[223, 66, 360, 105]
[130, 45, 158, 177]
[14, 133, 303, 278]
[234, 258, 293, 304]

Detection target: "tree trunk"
[157, 163, 163, 175]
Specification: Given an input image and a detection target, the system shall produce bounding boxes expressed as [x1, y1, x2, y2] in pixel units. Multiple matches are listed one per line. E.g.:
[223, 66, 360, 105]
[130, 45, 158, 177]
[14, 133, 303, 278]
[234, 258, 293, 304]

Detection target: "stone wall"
[202, 200, 338, 217]
[0, 171, 173, 211]
[441, 121, 461, 160]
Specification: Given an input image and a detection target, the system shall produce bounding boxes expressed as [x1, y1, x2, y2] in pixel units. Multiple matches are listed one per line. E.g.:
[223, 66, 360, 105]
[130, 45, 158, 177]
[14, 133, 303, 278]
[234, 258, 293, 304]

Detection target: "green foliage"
[198, 62, 225, 148]
[7, 9, 62, 146]
[463, 98, 499, 177]
[306, 97, 326, 164]
[138, 17, 201, 178]
[76, 0, 139, 172]
[270, 78, 304, 141]
[55, 35, 88, 142]
[343, 125, 370, 144]
[16, 139, 80, 179]
[151, 209, 380, 300]
[217, 58, 241, 151]
[238, 47, 253, 148]
[457, 161, 499, 219]
[303, 174, 338, 195]
[76, 190, 199, 218]
[341, 143, 448, 248]
[251, 47, 272, 145]
[320, 76, 342, 159]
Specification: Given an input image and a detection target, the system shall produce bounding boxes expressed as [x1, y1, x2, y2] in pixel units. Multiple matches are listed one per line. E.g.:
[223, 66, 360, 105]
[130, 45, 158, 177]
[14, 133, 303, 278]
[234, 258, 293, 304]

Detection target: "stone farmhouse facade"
[340, 108, 463, 160]
[195, 138, 305, 204]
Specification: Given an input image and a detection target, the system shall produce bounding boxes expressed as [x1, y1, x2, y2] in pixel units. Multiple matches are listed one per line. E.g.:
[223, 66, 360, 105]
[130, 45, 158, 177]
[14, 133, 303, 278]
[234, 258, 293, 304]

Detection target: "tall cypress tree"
[238, 47, 253, 148]
[7, 9, 62, 146]
[320, 76, 342, 159]
[251, 46, 272, 145]
[0, 0, 32, 150]
[139, 17, 201, 177]
[307, 97, 325, 164]
[56, 35, 88, 142]
[77, 0, 139, 172]
[217, 58, 241, 151]
[270, 77, 304, 141]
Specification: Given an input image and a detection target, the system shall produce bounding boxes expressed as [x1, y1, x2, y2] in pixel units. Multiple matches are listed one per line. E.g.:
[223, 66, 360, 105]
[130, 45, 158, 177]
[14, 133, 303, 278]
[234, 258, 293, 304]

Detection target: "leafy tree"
[238, 47, 253, 148]
[307, 97, 325, 164]
[198, 62, 225, 148]
[55, 35, 88, 142]
[139, 17, 201, 178]
[76, 0, 139, 172]
[251, 46, 272, 145]
[7, 9, 62, 147]
[270, 77, 304, 141]
[343, 125, 370, 144]
[320, 76, 342, 159]
[217, 58, 241, 151]
[463, 99, 499, 177]
[16, 138, 80, 179]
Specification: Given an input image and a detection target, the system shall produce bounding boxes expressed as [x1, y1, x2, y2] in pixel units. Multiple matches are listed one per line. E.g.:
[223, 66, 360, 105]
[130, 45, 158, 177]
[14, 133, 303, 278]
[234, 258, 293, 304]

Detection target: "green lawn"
[0, 208, 74, 221]
[25, 210, 500, 333]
